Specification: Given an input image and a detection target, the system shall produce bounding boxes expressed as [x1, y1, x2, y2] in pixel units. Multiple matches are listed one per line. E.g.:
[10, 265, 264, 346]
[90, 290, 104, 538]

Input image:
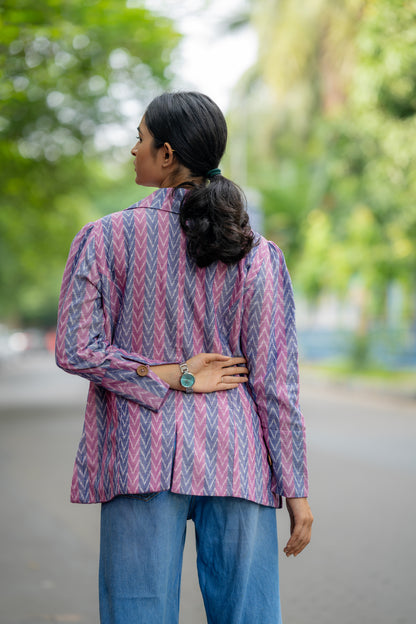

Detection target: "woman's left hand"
[150, 353, 248, 393]
[187, 353, 248, 393]
[283, 497, 313, 557]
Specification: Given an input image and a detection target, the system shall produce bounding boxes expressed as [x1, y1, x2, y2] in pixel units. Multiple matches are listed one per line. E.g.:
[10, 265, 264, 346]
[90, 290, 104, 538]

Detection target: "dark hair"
[144, 91, 255, 267]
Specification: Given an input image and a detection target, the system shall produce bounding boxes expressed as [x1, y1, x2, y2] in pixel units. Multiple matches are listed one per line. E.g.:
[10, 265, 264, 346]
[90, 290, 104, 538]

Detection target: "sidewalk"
[300, 361, 416, 403]
[1, 351, 415, 623]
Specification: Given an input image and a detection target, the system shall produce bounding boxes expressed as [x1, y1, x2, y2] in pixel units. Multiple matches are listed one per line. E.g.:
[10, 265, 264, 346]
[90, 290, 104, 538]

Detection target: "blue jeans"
[99, 491, 282, 624]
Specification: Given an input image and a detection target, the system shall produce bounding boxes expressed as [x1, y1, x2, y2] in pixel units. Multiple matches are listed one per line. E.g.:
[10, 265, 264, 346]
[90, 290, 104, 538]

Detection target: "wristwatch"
[179, 362, 195, 393]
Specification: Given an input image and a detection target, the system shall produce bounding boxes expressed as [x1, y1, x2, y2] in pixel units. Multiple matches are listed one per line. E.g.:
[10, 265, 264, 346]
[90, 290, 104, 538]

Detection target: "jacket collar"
[126, 187, 187, 215]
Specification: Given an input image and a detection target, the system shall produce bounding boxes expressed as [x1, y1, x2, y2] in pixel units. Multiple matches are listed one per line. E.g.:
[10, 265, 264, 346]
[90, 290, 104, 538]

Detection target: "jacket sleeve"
[55, 222, 170, 412]
[240, 238, 309, 498]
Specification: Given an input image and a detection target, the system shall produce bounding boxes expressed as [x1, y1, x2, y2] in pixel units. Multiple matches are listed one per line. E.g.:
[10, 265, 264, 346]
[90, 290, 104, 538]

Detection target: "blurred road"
[0, 353, 415, 624]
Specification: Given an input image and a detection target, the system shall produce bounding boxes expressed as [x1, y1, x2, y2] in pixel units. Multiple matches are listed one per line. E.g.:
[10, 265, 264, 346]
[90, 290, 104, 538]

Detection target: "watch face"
[180, 372, 195, 388]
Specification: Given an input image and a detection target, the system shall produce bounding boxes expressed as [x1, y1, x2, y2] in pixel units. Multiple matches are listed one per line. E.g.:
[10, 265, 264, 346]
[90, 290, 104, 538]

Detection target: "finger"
[221, 381, 245, 390]
[202, 353, 234, 363]
[284, 539, 308, 557]
[222, 357, 247, 366]
[284, 539, 304, 557]
[284, 528, 312, 557]
[220, 375, 248, 386]
[221, 365, 249, 376]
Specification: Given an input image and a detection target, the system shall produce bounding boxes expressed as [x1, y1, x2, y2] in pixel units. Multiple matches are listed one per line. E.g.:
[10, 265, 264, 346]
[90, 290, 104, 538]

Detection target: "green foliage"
[0, 0, 180, 325]
[230, 0, 416, 328]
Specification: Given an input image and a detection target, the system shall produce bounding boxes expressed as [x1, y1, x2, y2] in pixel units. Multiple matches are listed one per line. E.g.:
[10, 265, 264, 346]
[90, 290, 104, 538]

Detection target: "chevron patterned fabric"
[56, 187, 308, 507]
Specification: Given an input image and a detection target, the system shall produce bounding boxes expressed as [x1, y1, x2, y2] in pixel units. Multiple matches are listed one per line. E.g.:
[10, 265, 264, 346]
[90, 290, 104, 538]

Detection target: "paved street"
[0, 353, 415, 623]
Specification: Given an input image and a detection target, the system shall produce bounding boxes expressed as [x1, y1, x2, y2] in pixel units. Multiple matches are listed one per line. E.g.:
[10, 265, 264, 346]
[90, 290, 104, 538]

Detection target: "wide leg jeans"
[99, 491, 282, 624]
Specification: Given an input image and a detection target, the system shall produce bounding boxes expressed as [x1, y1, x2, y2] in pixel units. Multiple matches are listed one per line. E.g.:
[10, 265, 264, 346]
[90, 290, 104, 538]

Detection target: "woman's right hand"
[187, 353, 248, 393]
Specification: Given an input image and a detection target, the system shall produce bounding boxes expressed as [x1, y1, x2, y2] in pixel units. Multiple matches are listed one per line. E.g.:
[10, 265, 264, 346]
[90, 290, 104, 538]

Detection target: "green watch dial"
[180, 372, 195, 388]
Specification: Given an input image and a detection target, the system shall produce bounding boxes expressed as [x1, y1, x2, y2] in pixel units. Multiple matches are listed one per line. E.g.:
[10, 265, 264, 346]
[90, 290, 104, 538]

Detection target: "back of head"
[145, 91, 255, 267]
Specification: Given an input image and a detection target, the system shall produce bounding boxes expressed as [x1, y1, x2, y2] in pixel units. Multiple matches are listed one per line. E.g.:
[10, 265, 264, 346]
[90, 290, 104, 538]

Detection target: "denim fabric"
[99, 491, 282, 624]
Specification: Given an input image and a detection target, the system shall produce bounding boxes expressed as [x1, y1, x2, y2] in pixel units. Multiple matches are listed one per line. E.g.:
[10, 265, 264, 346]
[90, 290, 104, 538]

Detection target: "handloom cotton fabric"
[56, 187, 308, 507]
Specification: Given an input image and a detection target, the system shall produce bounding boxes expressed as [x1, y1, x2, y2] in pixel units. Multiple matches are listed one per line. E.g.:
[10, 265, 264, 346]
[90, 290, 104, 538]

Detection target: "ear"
[161, 142, 176, 168]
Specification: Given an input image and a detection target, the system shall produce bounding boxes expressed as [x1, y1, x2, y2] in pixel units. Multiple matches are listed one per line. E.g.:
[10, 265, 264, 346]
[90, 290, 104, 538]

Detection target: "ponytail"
[144, 91, 256, 266]
[179, 175, 255, 267]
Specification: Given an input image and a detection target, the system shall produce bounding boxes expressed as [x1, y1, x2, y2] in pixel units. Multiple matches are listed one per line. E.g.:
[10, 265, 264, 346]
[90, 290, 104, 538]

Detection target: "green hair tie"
[206, 168, 222, 179]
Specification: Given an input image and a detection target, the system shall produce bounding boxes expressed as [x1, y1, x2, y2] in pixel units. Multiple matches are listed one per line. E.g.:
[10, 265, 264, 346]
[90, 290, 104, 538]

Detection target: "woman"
[56, 91, 312, 624]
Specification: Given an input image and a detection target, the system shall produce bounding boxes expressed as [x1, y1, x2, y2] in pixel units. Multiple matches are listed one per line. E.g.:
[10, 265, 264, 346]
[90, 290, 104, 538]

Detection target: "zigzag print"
[63, 249, 91, 367]
[73, 425, 90, 503]
[182, 254, 196, 357]
[142, 211, 159, 358]
[138, 414, 152, 492]
[149, 412, 163, 491]
[201, 266, 216, 353]
[205, 264, 227, 351]
[100, 215, 116, 284]
[131, 210, 148, 355]
[102, 408, 115, 499]
[93, 386, 108, 496]
[115, 395, 129, 492]
[127, 405, 141, 491]
[160, 392, 176, 489]
[152, 211, 170, 359]
[171, 392, 184, 492]
[180, 395, 196, 492]
[64, 224, 95, 287]
[216, 265, 241, 348]
[58, 188, 309, 506]
[203, 394, 219, 494]
[190, 396, 207, 494]
[139, 414, 152, 492]
[192, 267, 207, 354]
[250, 409, 268, 503]
[234, 393, 249, 500]
[292, 425, 307, 496]
[108, 211, 133, 352]
[112, 212, 127, 289]
[82, 411, 100, 500]
[163, 215, 181, 357]
[224, 391, 237, 496]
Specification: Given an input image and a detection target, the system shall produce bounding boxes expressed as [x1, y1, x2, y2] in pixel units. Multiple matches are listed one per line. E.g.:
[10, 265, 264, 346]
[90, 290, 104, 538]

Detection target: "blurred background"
[1, 1, 415, 623]
[1, 0, 416, 383]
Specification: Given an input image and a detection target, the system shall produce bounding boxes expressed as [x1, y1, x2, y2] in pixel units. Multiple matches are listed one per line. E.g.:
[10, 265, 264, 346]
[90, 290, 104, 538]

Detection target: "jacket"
[56, 187, 308, 507]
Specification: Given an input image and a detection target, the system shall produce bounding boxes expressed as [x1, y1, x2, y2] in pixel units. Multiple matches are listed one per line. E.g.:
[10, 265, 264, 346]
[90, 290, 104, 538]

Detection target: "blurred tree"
[0, 0, 180, 325]
[227, 0, 416, 347]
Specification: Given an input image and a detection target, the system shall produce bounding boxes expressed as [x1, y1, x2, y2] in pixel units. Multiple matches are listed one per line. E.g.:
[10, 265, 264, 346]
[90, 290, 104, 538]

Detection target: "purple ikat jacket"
[56, 187, 308, 507]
